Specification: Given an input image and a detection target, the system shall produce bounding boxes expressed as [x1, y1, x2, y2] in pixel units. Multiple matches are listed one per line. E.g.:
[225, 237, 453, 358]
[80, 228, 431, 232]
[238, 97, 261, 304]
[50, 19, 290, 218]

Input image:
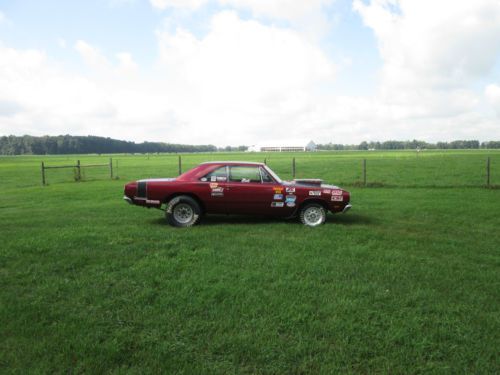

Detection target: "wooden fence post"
[76, 160, 81, 181]
[363, 159, 367, 186]
[41, 162, 46, 186]
[178, 155, 182, 175]
[292, 157, 296, 179]
[487, 157, 490, 187]
[109, 157, 113, 179]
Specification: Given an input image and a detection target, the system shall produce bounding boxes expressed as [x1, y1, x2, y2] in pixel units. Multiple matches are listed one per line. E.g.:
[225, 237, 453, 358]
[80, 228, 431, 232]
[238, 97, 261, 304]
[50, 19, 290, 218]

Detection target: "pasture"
[1, 150, 499, 373]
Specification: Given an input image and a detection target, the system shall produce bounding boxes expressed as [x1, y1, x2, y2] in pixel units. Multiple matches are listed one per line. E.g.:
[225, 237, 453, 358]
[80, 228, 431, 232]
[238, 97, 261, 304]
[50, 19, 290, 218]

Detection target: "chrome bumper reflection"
[123, 196, 133, 205]
[342, 204, 352, 213]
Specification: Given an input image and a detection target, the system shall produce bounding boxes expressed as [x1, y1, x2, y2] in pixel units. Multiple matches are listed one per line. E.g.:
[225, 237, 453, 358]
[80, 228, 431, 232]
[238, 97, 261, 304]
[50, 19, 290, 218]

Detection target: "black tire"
[165, 195, 202, 227]
[299, 203, 326, 227]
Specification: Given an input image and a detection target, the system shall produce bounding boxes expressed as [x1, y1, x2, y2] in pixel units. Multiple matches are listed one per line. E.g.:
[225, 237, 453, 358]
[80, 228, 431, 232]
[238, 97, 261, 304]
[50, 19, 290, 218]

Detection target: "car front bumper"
[342, 204, 352, 213]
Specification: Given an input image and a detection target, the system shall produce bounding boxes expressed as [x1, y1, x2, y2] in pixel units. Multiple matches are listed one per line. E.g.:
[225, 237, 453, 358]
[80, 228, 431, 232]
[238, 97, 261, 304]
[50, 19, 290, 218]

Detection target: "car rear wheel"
[165, 195, 202, 227]
[299, 203, 326, 227]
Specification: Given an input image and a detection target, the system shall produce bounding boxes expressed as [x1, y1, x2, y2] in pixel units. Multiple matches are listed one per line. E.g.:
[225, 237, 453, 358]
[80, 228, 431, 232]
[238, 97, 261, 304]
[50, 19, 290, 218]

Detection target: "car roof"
[200, 161, 265, 166]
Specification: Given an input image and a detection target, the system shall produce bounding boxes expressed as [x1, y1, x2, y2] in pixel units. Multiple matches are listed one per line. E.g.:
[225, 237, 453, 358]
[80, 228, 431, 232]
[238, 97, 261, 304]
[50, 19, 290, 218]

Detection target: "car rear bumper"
[342, 204, 352, 213]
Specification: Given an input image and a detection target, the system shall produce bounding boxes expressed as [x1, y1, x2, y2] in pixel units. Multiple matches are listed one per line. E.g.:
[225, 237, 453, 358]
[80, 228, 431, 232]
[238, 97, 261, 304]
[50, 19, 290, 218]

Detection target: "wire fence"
[1, 152, 499, 189]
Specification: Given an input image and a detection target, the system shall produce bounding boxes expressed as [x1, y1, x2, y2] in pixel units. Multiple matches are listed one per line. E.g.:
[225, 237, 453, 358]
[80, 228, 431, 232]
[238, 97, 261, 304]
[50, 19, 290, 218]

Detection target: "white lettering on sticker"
[309, 191, 321, 196]
[271, 202, 284, 207]
[332, 189, 343, 196]
[331, 195, 343, 202]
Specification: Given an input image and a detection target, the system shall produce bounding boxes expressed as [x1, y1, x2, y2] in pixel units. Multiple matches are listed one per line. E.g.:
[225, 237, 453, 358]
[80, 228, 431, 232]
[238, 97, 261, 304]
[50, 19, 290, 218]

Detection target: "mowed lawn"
[1, 151, 499, 373]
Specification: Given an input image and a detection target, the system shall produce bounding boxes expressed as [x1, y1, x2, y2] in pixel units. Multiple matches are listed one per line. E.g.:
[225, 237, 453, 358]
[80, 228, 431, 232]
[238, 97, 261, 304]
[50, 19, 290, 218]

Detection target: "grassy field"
[1, 150, 499, 373]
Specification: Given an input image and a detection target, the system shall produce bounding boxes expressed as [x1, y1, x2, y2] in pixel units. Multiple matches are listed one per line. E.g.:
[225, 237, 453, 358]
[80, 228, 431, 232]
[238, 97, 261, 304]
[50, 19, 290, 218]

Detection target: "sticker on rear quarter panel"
[309, 191, 321, 196]
[331, 189, 342, 196]
[286, 187, 295, 193]
[331, 195, 343, 201]
[273, 194, 283, 200]
[271, 202, 284, 207]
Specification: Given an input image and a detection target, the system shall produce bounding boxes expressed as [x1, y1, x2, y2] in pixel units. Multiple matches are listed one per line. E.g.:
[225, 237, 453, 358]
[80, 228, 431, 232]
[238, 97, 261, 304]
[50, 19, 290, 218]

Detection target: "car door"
[195, 165, 228, 214]
[223, 165, 290, 216]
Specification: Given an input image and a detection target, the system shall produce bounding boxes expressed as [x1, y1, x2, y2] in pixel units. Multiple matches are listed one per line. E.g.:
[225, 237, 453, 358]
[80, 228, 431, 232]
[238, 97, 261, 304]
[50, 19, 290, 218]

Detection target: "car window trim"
[228, 165, 262, 184]
[260, 166, 275, 183]
[200, 165, 229, 182]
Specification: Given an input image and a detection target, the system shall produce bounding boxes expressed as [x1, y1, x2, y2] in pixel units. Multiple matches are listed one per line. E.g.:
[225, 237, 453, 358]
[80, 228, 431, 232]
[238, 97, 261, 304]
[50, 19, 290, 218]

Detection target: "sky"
[0, 0, 499, 146]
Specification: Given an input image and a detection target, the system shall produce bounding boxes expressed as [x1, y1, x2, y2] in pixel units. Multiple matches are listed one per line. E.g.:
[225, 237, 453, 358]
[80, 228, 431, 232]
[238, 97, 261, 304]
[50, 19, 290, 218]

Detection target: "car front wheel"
[165, 195, 202, 227]
[299, 203, 326, 227]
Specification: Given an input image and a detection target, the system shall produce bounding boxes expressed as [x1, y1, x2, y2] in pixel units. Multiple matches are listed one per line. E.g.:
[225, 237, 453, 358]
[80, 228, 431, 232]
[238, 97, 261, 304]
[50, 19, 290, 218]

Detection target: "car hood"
[284, 180, 341, 190]
[137, 178, 177, 183]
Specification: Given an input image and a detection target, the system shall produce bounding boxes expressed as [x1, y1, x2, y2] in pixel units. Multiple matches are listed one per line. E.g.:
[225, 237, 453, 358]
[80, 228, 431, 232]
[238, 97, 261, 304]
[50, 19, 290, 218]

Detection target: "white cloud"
[0, 44, 117, 136]
[353, 0, 500, 89]
[74, 40, 110, 69]
[0, 11, 6, 24]
[57, 37, 67, 48]
[150, 0, 207, 10]
[219, 0, 334, 22]
[485, 84, 500, 115]
[344, 0, 500, 140]
[116, 52, 138, 73]
[155, 11, 336, 144]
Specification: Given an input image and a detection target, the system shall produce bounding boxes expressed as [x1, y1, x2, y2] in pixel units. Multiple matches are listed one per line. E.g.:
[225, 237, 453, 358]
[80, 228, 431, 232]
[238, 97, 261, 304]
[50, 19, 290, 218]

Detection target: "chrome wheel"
[173, 203, 194, 224]
[301, 205, 326, 226]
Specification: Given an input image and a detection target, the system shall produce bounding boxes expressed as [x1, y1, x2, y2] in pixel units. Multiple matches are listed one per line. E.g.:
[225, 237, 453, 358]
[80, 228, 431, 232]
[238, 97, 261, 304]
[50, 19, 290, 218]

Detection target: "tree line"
[0, 135, 218, 155]
[1, 135, 499, 155]
[317, 140, 500, 151]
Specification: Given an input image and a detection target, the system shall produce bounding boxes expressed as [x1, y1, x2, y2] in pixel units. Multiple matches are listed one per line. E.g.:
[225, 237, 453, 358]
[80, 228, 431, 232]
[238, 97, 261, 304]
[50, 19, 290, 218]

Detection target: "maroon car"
[123, 161, 351, 227]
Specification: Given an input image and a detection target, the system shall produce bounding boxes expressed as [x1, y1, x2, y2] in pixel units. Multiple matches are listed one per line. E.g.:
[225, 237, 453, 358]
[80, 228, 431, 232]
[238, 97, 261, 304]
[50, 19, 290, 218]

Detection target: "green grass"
[1, 151, 499, 373]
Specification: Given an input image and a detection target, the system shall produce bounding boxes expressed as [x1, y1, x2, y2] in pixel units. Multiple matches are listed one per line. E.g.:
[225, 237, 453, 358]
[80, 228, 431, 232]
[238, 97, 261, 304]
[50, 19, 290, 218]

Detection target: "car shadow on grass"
[150, 212, 373, 227]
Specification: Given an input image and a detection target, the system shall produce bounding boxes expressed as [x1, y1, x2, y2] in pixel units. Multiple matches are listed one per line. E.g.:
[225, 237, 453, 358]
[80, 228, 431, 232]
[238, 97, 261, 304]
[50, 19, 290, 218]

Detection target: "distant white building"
[248, 140, 316, 152]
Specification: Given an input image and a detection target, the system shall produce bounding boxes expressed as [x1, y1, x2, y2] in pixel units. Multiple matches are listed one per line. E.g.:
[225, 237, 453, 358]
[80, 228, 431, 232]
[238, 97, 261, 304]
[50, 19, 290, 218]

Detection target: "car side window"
[260, 167, 274, 183]
[229, 166, 261, 183]
[201, 166, 227, 182]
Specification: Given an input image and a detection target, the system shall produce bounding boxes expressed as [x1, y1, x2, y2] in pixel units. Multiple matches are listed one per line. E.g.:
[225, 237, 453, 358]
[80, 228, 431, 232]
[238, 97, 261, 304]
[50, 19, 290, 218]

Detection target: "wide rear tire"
[299, 203, 326, 227]
[165, 195, 202, 227]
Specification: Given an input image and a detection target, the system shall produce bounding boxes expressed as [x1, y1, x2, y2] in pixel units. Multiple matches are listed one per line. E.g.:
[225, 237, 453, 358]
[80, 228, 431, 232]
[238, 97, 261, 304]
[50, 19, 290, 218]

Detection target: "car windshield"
[263, 165, 282, 183]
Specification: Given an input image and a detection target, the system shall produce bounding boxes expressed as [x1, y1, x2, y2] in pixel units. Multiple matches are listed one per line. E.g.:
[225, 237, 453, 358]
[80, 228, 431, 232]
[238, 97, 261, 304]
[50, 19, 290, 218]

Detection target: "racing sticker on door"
[210, 183, 224, 197]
